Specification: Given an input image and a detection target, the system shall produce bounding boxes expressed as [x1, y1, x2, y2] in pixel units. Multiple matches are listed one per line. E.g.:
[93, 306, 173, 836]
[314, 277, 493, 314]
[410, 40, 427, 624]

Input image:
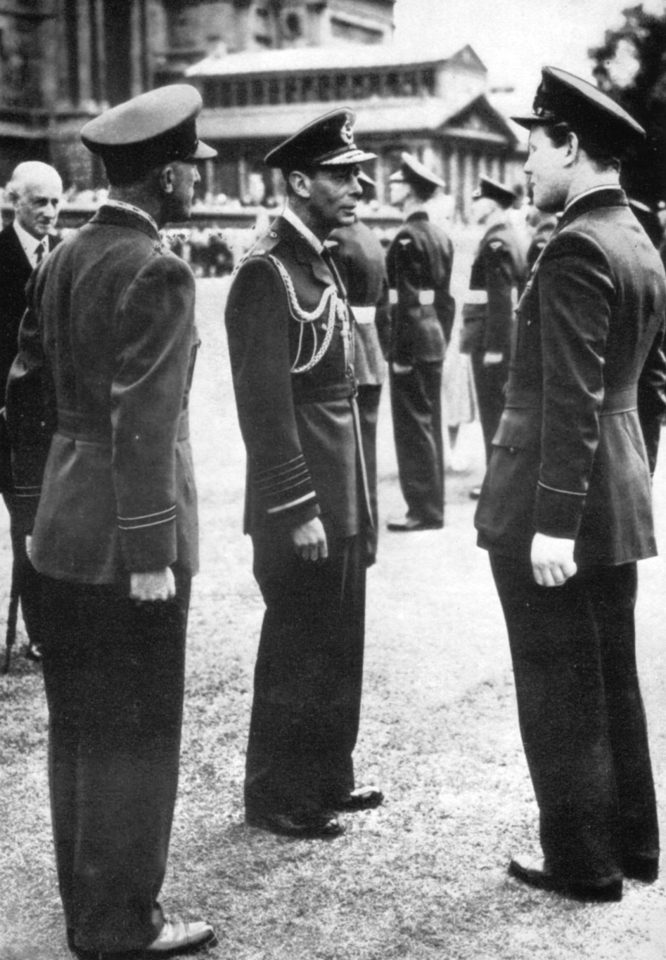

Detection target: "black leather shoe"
[25, 641, 42, 662]
[387, 516, 443, 532]
[508, 857, 623, 902]
[335, 786, 384, 812]
[246, 809, 344, 839]
[623, 854, 659, 883]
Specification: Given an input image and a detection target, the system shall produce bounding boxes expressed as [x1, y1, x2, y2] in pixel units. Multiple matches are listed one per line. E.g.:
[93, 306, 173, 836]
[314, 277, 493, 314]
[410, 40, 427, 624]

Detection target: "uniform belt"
[292, 381, 356, 405]
[504, 385, 637, 414]
[388, 289, 435, 306]
[353, 305, 376, 325]
[464, 289, 488, 306]
[57, 410, 191, 442]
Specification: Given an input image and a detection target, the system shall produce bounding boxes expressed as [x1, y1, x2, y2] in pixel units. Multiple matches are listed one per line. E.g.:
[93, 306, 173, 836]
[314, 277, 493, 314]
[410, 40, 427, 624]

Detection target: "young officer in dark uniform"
[7, 86, 217, 956]
[225, 109, 383, 839]
[386, 153, 455, 532]
[475, 66, 666, 902]
[0, 161, 63, 662]
[461, 176, 527, 492]
[329, 172, 390, 564]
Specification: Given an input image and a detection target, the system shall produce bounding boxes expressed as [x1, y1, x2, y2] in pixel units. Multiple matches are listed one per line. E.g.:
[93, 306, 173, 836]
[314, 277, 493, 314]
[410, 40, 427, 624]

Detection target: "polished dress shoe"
[72, 918, 216, 959]
[334, 786, 384, 812]
[387, 516, 443, 532]
[246, 809, 344, 839]
[623, 854, 659, 883]
[508, 857, 623, 902]
[144, 918, 216, 956]
[25, 641, 42, 662]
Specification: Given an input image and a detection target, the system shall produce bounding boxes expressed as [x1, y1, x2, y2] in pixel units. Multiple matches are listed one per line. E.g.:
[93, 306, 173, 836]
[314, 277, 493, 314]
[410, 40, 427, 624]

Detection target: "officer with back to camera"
[7, 85, 217, 957]
[385, 153, 455, 532]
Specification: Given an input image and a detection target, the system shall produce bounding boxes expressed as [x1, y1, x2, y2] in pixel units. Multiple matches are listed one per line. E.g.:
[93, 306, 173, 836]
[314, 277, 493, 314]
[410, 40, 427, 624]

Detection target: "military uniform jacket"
[386, 211, 455, 365]
[475, 187, 666, 566]
[328, 220, 389, 387]
[225, 215, 367, 540]
[6, 204, 199, 583]
[462, 215, 527, 355]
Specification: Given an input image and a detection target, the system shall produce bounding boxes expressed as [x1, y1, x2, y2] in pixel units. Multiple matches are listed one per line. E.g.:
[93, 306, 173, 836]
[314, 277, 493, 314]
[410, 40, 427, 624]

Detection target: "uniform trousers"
[357, 383, 382, 562]
[389, 361, 444, 525]
[40, 569, 190, 954]
[489, 553, 659, 882]
[470, 350, 508, 463]
[3, 492, 43, 647]
[245, 531, 366, 816]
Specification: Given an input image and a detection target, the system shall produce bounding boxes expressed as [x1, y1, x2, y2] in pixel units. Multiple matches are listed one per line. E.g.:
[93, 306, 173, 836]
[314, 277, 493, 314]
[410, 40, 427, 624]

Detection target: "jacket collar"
[556, 186, 627, 233]
[91, 203, 160, 241]
[273, 215, 336, 289]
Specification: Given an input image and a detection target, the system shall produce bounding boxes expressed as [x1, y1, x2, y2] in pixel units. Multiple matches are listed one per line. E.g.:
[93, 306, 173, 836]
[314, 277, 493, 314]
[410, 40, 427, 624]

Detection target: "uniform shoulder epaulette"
[249, 229, 280, 257]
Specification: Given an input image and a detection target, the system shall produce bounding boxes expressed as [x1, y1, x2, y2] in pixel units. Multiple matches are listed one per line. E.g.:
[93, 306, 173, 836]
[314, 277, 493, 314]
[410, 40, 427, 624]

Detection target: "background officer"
[225, 108, 383, 840]
[329, 171, 390, 564]
[475, 66, 666, 903]
[7, 86, 216, 957]
[461, 176, 528, 499]
[386, 153, 455, 532]
[0, 161, 62, 662]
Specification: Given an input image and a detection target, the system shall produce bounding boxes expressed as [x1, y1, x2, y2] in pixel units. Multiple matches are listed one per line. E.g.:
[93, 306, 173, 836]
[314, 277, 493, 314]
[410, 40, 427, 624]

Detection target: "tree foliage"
[589, 3, 666, 205]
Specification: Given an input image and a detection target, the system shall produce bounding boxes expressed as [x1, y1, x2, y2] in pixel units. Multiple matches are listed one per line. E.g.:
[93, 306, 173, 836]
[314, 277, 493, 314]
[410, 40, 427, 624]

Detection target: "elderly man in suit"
[225, 109, 383, 839]
[0, 160, 62, 662]
[385, 153, 455, 532]
[7, 86, 216, 957]
[475, 66, 666, 902]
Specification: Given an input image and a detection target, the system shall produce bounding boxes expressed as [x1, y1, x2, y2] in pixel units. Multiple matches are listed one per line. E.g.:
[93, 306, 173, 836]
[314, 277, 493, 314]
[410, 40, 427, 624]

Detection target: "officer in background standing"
[386, 153, 455, 532]
[461, 177, 527, 498]
[0, 161, 62, 662]
[329, 171, 390, 564]
[7, 86, 216, 957]
[225, 109, 383, 840]
[475, 66, 666, 902]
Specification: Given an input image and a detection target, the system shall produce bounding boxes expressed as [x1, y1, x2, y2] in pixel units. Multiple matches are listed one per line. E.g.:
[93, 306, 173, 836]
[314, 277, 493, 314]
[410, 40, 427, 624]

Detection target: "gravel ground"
[0, 265, 665, 960]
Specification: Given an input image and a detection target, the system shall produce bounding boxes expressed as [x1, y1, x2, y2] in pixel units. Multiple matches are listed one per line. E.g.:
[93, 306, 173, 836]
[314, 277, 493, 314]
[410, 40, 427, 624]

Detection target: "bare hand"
[531, 533, 577, 587]
[130, 567, 176, 601]
[291, 517, 328, 563]
[483, 351, 504, 366]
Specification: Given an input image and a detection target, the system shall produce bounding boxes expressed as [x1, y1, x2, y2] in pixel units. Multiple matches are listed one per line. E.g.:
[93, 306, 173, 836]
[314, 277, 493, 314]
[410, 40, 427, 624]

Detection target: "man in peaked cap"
[461, 175, 528, 498]
[6, 84, 217, 955]
[385, 152, 455, 532]
[475, 66, 666, 901]
[225, 108, 384, 839]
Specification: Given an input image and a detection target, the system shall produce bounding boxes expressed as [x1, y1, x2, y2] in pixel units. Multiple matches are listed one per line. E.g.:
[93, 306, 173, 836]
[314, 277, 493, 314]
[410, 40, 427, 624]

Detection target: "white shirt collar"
[105, 199, 159, 235]
[13, 220, 46, 267]
[282, 205, 324, 254]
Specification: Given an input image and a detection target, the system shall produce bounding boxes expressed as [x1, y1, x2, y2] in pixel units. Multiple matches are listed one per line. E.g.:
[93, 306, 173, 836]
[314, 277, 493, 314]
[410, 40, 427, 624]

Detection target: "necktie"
[34, 241, 45, 267]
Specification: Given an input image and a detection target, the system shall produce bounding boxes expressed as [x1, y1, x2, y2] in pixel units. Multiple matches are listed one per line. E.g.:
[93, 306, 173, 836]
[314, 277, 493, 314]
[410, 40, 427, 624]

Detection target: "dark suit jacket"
[386, 211, 455, 365]
[328, 221, 389, 387]
[0, 224, 56, 397]
[476, 187, 666, 566]
[6, 204, 199, 583]
[225, 215, 367, 544]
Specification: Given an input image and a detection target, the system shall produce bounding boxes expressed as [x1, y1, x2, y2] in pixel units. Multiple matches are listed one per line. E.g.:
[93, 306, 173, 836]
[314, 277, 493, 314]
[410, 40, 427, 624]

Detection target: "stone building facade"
[0, 0, 524, 218]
